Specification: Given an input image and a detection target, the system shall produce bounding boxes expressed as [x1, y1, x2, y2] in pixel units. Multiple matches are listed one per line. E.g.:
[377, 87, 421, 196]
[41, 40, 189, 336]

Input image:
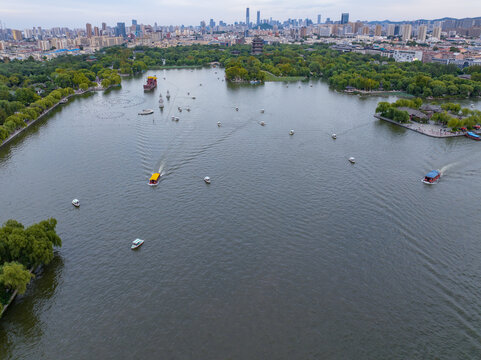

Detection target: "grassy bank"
[261, 71, 306, 82]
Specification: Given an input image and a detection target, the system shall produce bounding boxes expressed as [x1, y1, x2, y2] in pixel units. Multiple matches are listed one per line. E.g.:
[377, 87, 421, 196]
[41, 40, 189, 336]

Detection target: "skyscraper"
[432, 26, 442, 40]
[387, 24, 395, 37]
[317, 14, 321, 24]
[116, 22, 126, 37]
[401, 24, 412, 41]
[132, 19, 137, 26]
[101, 22, 107, 31]
[94, 26, 99, 37]
[246, 8, 250, 28]
[341, 13, 349, 24]
[257, 11, 260, 26]
[86, 23, 92, 38]
[418, 25, 427, 42]
[375, 25, 382, 36]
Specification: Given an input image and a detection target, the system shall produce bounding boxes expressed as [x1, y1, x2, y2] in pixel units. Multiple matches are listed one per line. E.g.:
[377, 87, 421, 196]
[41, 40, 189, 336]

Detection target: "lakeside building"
[251, 36, 264, 55]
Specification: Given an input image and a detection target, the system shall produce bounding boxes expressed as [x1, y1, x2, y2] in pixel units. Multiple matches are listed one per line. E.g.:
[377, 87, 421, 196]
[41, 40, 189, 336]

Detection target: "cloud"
[2, 0, 479, 28]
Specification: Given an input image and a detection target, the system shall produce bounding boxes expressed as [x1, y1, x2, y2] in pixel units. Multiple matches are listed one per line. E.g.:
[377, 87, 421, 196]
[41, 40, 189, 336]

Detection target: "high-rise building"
[209, 19, 215, 28]
[257, 11, 260, 26]
[94, 26, 99, 37]
[12, 29, 22, 41]
[116, 22, 126, 37]
[102, 22, 107, 31]
[432, 26, 441, 40]
[132, 19, 137, 26]
[317, 15, 321, 24]
[375, 24, 382, 36]
[341, 13, 349, 24]
[418, 25, 427, 42]
[387, 24, 395, 37]
[394, 25, 400, 36]
[246, 8, 250, 28]
[401, 24, 412, 41]
[86, 23, 92, 38]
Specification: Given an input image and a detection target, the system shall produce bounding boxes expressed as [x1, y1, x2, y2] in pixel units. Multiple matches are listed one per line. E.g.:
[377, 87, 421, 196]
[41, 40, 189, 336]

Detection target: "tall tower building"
[116, 22, 126, 37]
[418, 25, 427, 42]
[102, 22, 107, 31]
[94, 26, 99, 36]
[317, 15, 321, 24]
[375, 24, 382, 36]
[341, 13, 349, 24]
[401, 24, 412, 41]
[257, 11, 260, 26]
[432, 26, 441, 40]
[387, 24, 395, 37]
[246, 8, 250, 28]
[86, 23, 92, 38]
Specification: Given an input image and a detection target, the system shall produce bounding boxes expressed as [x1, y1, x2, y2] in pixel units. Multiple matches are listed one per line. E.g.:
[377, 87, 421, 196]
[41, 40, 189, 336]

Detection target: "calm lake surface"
[1, 68, 481, 359]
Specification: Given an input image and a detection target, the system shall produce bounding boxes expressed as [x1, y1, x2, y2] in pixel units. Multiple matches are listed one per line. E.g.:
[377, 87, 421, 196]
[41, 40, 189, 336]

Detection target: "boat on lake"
[422, 170, 440, 184]
[138, 109, 154, 115]
[131, 239, 144, 249]
[143, 76, 157, 91]
[72, 199, 80, 207]
[332, 134, 337, 139]
[148, 173, 161, 186]
[348, 157, 355, 164]
[466, 132, 481, 140]
[204, 176, 211, 184]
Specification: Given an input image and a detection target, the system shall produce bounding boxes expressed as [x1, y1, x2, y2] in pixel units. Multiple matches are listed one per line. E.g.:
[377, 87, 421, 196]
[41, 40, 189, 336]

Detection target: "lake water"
[1, 68, 481, 359]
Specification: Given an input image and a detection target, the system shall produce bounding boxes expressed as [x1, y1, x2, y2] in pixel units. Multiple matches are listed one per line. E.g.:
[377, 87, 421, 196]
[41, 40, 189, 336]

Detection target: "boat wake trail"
[440, 162, 459, 176]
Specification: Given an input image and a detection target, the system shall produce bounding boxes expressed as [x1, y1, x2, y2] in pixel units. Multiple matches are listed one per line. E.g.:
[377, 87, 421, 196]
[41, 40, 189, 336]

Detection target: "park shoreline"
[0, 84, 119, 151]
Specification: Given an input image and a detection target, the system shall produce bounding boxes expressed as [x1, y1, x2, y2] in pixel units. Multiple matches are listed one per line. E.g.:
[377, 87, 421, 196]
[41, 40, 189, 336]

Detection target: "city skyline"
[2, 0, 480, 29]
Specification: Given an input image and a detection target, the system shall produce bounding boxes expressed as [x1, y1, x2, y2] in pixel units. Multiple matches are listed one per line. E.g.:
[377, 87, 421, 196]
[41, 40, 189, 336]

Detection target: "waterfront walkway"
[374, 114, 465, 138]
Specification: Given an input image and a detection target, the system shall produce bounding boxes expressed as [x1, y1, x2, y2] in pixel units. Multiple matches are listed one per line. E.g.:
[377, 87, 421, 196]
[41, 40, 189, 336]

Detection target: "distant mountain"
[366, 16, 481, 24]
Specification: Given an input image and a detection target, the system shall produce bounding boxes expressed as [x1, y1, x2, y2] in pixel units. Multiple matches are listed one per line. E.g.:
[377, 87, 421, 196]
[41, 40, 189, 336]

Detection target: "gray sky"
[2, 0, 480, 29]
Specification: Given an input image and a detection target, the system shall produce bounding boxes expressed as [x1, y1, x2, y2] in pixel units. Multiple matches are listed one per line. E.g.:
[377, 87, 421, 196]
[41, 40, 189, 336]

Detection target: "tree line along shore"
[1, 43, 481, 145]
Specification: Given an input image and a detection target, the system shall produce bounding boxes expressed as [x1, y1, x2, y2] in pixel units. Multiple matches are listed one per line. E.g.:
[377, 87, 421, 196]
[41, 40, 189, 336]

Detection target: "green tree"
[0, 262, 33, 295]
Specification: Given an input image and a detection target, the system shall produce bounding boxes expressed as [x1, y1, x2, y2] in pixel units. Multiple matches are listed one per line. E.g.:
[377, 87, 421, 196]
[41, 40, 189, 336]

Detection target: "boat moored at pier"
[466, 132, 481, 140]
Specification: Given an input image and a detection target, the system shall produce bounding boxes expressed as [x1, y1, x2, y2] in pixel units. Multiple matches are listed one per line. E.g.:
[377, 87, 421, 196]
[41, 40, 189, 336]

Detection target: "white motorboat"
[72, 199, 80, 207]
[131, 238, 144, 249]
[138, 109, 154, 115]
[332, 134, 337, 139]
[217, 121, 221, 127]
[260, 109, 265, 113]
[349, 157, 356, 164]
[178, 107, 182, 112]
[289, 130, 295, 135]
[235, 107, 239, 111]
[260, 121, 265, 126]
[175, 117, 179, 122]
[60, 98, 68, 104]
[204, 176, 211, 184]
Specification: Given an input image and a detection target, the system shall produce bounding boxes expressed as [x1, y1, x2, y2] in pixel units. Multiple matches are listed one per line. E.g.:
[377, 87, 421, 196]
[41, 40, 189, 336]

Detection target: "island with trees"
[0, 218, 62, 317]
[375, 99, 481, 137]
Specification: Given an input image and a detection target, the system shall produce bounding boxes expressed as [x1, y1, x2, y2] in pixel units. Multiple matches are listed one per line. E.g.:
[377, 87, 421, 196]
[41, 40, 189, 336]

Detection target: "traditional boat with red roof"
[143, 76, 157, 91]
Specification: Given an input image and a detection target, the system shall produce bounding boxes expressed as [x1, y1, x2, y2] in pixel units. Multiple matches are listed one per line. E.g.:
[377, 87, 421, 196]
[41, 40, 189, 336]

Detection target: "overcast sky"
[2, 0, 480, 29]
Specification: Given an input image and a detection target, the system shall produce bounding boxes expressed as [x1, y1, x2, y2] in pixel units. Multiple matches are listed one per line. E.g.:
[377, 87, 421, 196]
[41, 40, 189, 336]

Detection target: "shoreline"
[374, 114, 465, 138]
[0, 84, 119, 151]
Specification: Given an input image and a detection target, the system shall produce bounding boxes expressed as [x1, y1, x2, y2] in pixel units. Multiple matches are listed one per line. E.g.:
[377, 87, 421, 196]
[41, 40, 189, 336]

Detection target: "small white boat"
[131, 238, 144, 250]
[72, 199, 80, 207]
[192, 96, 196, 99]
[60, 98, 68, 104]
[178, 107, 182, 112]
[332, 134, 337, 139]
[349, 157, 355, 164]
[138, 109, 154, 115]
[166, 90, 170, 100]
[186, 107, 191, 112]
[235, 107, 239, 111]
[289, 130, 295, 135]
[204, 176, 211, 184]
[175, 117, 179, 122]
[217, 121, 221, 127]
[260, 121, 265, 126]
[260, 109, 265, 113]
